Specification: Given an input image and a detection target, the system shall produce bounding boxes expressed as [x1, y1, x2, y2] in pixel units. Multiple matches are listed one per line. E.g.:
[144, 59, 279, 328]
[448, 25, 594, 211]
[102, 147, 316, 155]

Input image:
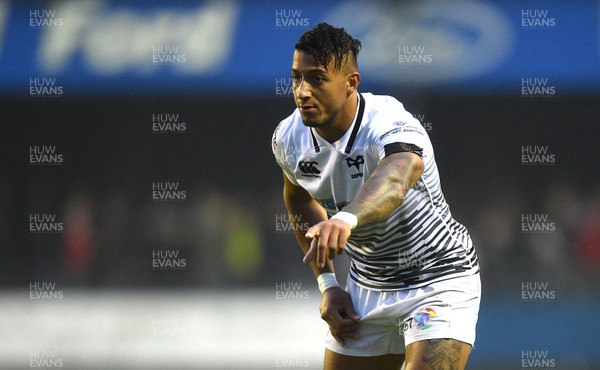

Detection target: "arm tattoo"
[345, 153, 416, 226]
[421, 339, 464, 370]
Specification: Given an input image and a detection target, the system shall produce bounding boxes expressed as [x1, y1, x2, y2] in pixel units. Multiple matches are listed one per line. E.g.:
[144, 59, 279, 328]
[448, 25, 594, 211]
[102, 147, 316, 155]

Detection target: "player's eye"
[291, 76, 302, 84]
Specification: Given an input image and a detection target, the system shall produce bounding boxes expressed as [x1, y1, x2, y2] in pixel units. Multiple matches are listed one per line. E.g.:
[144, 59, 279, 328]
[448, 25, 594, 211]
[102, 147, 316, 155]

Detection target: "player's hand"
[319, 286, 361, 347]
[304, 219, 351, 268]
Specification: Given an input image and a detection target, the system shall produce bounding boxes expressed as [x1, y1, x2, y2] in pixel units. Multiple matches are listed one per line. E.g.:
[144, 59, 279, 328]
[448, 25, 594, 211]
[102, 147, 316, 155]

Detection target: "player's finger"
[318, 227, 335, 268]
[305, 224, 319, 239]
[331, 332, 346, 347]
[337, 227, 349, 254]
[320, 227, 339, 265]
[302, 237, 318, 264]
[326, 228, 340, 258]
[342, 300, 362, 322]
[335, 319, 361, 339]
[329, 248, 337, 260]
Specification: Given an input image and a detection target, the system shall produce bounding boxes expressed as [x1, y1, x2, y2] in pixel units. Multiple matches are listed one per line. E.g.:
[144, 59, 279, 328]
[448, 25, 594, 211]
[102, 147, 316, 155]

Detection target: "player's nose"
[296, 80, 311, 100]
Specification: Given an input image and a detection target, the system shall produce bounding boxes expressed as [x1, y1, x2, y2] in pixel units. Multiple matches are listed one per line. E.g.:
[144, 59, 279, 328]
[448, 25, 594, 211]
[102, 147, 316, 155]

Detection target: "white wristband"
[331, 211, 358, 229]
[317, 272, 339, 294]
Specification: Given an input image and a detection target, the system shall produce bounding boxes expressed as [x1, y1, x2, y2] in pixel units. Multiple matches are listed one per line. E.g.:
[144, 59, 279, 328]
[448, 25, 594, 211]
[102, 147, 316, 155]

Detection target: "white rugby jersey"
[272, 92, 479, 291]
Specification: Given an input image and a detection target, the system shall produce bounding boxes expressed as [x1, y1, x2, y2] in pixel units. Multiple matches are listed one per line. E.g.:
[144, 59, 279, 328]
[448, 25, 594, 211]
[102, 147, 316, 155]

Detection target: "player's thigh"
[324, 348, 405, 370]
[404, 338, 471, 370]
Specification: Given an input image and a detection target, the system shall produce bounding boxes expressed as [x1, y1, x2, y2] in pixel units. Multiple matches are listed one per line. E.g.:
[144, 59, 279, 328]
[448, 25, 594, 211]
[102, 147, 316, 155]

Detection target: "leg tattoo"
[420, 339, 464, 370]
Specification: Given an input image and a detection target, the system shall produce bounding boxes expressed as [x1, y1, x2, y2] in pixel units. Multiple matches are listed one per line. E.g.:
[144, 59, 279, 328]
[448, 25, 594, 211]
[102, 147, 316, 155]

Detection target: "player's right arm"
[282, 172, 331, 276]
[282, 172, 361, 346]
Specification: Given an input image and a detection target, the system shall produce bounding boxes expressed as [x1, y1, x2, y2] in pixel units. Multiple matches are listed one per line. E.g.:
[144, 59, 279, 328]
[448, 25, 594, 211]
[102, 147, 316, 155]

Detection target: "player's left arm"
[305, 151, 424, 268]
[344, 151, 423, 224]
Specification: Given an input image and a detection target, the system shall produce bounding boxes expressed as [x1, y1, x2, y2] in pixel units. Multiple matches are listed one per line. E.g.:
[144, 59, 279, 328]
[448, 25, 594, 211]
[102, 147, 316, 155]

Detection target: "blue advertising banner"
[0, 0, 598, 95]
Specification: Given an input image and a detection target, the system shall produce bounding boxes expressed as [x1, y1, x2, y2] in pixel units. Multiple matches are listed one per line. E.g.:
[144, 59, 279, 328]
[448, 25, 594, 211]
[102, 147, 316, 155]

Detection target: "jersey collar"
[310, 93, 365, 154]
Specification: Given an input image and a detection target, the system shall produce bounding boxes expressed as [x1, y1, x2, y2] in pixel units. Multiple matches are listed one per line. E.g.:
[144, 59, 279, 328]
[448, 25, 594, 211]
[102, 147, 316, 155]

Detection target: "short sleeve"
[369, 104, 430, 162]
[272, 122, 300, 186]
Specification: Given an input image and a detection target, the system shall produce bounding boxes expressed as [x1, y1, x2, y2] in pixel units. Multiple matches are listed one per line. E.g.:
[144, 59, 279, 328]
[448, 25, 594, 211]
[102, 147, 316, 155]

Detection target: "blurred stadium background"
[1, 0, 599, 369]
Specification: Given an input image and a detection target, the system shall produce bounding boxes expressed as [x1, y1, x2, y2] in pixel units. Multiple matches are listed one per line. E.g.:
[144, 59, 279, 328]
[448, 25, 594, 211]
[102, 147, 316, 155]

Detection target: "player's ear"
[346, 72, 360, 94]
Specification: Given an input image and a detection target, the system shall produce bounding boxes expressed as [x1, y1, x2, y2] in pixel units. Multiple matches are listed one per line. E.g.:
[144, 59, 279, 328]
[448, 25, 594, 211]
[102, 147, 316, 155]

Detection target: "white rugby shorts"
[325, 273, 481, 356]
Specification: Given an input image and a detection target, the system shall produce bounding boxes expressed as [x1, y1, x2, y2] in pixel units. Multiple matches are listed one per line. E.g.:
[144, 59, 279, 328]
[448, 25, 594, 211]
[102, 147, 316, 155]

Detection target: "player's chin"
[301, 116, 326, 128]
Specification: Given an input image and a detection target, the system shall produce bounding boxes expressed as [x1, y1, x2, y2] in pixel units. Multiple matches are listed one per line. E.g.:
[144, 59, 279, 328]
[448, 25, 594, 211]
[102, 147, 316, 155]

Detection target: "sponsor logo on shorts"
[414, 307, 436, 330]
[401, 307, 437, 334]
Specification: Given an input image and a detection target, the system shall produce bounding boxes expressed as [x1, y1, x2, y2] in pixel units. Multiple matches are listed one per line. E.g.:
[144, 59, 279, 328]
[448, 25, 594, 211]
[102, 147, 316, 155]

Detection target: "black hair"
[295, 22, 361, 72]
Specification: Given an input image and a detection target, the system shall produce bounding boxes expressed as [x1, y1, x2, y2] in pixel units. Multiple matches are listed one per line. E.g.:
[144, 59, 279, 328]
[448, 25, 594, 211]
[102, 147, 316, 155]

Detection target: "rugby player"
[272, 22, 481, 370]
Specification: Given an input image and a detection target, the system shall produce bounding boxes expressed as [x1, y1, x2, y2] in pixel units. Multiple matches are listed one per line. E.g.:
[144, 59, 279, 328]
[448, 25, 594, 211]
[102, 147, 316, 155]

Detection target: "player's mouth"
[299, 105, 317, 113]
